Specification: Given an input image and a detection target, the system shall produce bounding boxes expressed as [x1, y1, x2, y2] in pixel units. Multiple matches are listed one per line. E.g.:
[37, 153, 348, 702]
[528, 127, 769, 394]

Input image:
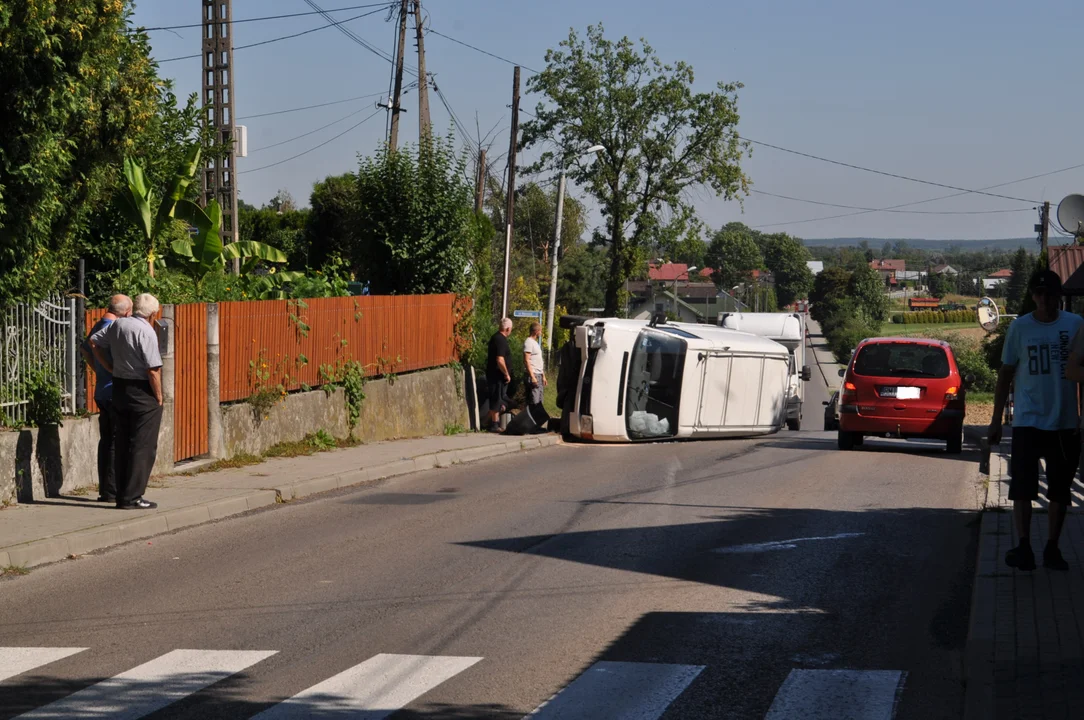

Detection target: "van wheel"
[787, 416, 801, 432]
[838, 431, 857, 451]
[946, 434, 962, 454]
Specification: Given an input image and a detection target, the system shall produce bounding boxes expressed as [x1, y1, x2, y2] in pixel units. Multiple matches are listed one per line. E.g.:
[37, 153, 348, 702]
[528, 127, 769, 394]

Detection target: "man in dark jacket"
[486, 318, 513, 431]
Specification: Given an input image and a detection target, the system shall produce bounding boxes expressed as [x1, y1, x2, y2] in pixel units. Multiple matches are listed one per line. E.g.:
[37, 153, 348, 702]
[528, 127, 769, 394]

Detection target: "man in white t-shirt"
[522, 323, 546, 406]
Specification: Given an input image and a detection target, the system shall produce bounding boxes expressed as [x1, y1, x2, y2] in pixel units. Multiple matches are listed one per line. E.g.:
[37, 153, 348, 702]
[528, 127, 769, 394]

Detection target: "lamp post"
[674, 266, 697, 318]
[545, 144, 604, 352]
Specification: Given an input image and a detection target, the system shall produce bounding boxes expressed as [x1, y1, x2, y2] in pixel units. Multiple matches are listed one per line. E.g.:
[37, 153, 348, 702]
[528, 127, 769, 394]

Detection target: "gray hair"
[108, 294, 132, 315]
[500, 317, 513, 332]
[132, 293, 160, 319]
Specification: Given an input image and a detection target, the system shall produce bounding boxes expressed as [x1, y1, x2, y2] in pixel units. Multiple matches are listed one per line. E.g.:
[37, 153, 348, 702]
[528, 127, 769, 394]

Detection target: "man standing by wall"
[990, 271, 1083, 571]
[523, 322, 547, 407]
[91, 293, 164, 510]
[79, 295, 132, 503]
[486, 318, 513, 432]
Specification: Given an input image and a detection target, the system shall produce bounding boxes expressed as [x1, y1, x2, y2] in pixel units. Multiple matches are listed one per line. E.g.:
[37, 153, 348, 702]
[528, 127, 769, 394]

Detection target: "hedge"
[896, 309, 974, 325]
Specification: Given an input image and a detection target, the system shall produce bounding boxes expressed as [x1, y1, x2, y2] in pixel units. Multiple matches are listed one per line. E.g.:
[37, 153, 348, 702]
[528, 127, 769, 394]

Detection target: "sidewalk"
[965, 430, 1084, 720]
[0, 432, 559, 571]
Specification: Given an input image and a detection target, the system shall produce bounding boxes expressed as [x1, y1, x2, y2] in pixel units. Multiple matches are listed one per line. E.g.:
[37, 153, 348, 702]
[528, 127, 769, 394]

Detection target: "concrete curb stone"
[4, 434, 562, 570]
[963, 511, 999, 720]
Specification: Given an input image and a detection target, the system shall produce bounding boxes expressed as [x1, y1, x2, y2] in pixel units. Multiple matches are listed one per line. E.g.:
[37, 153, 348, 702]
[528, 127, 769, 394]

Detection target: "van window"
[853, 343, 950, 379]
[625, 331, 686, 439]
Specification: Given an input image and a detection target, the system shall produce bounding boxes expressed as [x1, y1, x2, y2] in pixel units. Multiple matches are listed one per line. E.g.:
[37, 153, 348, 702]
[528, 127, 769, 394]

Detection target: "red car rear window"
[853, 343, 950, 379]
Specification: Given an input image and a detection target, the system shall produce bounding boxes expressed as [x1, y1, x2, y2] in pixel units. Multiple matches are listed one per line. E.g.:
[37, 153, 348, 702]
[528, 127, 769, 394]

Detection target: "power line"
[141, 3, 394, 31]
[240, 108, 384, 174]
[248, 107, 372, 154]
[157, 8, 388, 63]
[744, 137, 1040, 204]
[238, 92, 388, 120]
[750, 189, 1032, 215]
[426, 28, 540, 74]
[302, 0, 418, 73]
[751, 161, 1084, 229]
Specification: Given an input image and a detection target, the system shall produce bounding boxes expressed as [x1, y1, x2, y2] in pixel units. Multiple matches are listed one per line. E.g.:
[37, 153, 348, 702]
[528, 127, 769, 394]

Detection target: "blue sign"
[513, 310, 543, 319]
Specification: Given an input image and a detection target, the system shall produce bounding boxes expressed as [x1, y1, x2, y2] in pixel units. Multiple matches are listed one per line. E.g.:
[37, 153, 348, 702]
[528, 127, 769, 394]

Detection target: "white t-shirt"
[523, 337, 544, 375]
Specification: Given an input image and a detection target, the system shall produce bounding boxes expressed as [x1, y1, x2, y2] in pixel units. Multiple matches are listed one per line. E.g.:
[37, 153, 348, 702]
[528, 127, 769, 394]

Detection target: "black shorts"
[487, 377, 509, 413]
[1010, 427, 1081, 505]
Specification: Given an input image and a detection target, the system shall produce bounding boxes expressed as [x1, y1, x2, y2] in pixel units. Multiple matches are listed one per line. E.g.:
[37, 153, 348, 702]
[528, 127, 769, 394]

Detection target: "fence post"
[206, 303, 224, 458]
[153, 305, 176, 476]
[75, 259, 86, 411]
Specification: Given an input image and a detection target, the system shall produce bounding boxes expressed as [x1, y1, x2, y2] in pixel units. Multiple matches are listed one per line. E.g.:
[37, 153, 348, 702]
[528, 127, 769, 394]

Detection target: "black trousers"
[113, 379, 163, 506]
[96, 398, 117, 500]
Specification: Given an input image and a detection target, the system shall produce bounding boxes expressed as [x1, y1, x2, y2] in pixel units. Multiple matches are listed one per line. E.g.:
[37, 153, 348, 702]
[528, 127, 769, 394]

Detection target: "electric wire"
[240, 108, 384, 174]
[141, 3, 394, 31]
[238, 92, 388, 120]
[302, 0, 418, 73]
[248, 106, 372, 154]
[426, 28, 540, 74]
[750, 189, 1033, 215]
[157, 8, 388, 63]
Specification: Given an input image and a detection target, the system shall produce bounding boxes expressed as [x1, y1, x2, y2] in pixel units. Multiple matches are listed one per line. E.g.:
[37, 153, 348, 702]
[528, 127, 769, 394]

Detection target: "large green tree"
[306, 173, 359, 271]
[1005, 247, 1034, 314]
[809, 266, 852, 324]
[0, 0, 161, 304]
[761, 233, 814, 307]
[355, 136, 476, 294]
[521, 24, 748, 315]
[705, 226, 762, 293]
[848, 265, 890, 324]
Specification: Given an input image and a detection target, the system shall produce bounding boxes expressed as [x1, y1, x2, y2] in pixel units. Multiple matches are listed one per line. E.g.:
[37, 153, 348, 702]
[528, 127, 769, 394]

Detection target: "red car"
[837, 337, 970, 453]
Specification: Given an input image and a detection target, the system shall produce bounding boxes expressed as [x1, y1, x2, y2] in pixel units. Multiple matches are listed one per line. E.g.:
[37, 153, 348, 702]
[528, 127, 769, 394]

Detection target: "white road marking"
[714, 533, 865, 554]
[252, 653, 482, 719]
[16, 649, 276, 719]
[764, 669, 906, 720]
[0, 648, 87, 682]
[527, 661, 704, 719]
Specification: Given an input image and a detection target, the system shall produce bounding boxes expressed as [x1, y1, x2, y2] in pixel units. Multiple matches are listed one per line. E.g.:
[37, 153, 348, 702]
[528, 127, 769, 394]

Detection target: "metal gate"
[1, 296, 77, 425]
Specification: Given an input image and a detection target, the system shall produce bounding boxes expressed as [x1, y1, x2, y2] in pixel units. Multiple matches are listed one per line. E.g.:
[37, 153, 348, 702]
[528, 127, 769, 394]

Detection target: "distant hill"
[803, 237, 1045, 252]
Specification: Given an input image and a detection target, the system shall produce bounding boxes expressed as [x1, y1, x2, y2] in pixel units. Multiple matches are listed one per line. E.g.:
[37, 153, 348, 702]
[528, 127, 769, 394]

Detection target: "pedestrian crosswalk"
[1, 646, 906, 719]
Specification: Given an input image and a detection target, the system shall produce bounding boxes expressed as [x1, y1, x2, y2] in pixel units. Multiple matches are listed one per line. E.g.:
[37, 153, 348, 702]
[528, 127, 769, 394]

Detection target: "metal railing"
[0, 296, 77, 425]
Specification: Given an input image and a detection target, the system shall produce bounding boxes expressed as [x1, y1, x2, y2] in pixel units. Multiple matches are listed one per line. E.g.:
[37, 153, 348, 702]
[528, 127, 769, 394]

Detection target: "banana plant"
[171, 198, 290, 281]
[117, 145, 202, 278]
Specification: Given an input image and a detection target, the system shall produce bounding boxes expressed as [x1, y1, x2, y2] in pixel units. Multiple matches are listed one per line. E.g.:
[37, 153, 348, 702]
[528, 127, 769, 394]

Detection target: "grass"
[191, 453, 264, 474]
[443, 422, 466, 436]
[878, 322, 978, 336]
[1, 565, 30, 577]
[265, 431, 343, 458]
[543, 381, 559, 418]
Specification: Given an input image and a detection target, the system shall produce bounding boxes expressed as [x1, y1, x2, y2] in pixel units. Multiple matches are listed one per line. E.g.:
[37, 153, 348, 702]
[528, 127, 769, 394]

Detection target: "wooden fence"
[219, 294, 458, 402]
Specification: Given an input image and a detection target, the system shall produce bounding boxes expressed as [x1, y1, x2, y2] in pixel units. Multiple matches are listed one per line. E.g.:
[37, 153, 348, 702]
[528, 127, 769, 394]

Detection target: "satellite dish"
[977, 297, 1000, 333]
[1057, 194, 1084, 237]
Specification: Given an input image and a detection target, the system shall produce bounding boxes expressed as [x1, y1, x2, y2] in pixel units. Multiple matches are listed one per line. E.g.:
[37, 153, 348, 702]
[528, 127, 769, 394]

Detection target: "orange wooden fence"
[85, 304, 208, 462]
[219, 295, 457, 402]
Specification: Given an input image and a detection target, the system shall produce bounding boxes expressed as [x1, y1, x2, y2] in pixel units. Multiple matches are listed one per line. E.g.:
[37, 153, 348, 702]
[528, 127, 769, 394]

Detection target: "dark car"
[823, 391, 840, 431]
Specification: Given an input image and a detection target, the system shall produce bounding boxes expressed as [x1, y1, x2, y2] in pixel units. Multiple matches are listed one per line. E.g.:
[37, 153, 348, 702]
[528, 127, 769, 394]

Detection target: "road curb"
[962, 511, 999, 720]
[2, 435, 561, 570]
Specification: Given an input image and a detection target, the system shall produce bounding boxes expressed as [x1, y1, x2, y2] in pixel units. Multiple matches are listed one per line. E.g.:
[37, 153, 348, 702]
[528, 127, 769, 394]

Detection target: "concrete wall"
[221, 366, 469, 457]
[0, 415, 101, 504]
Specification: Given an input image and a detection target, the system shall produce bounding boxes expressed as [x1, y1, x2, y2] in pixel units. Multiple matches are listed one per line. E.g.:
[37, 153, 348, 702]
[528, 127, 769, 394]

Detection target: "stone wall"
[221, 366, 469, 457]
[0, 415, 101, 504]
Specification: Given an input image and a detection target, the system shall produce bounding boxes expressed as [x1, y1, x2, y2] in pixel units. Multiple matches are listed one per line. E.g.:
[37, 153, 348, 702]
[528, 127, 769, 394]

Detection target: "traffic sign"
[513, 310, 543, 319]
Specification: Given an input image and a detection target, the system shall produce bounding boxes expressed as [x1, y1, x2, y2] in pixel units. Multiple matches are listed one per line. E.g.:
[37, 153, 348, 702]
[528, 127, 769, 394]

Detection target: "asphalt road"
[0, 329, 983, 719]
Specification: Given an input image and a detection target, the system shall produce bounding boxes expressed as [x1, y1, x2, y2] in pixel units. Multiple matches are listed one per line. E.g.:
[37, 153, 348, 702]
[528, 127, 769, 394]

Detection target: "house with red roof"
[983, 268, 1013, 291]
[870, 259, 906, 286]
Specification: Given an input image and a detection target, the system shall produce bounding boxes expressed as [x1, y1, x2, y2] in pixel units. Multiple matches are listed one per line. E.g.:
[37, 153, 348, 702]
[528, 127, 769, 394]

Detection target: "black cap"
[1029, 269, 1063, 295]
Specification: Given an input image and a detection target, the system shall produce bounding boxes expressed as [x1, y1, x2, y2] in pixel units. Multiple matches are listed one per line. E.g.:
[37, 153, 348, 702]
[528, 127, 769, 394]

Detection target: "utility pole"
[202, 0, 240, 272]
[1040, 201, 1051, 255]
[412, 0, 430, 141]
[545, 171, 567, 352]
[388, 0, 409, 152]
[501, 66, 521, 320]
[474, 148, 487, 213]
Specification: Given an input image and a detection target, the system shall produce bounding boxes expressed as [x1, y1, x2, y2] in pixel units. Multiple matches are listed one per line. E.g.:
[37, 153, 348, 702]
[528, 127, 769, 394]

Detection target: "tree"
[1005, 248, 1034, 314]
[761, 233, 814, 307]
[704, 227, 762, 292]
[928, 271, 954, 298]
[0, 1, 161, 303]
[268, 189, 297, 213]
[557, 243, 608, 314]
[848, 265, 890, 325]
[354, 135, 476, 294]
[521, 25, 748, 315]
[306, 173, 359, 270]
[809, 266, 851, 324]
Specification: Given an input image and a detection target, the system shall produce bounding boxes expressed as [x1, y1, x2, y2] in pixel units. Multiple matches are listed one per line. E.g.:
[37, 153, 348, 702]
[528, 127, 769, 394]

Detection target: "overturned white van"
[555, 316, 792, 442]
[718, 312, 812, 430]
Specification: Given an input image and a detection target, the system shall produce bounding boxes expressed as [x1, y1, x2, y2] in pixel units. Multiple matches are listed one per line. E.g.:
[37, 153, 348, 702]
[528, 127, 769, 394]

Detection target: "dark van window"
[625, 330, 686, 439]
[853, 343, 950, 379]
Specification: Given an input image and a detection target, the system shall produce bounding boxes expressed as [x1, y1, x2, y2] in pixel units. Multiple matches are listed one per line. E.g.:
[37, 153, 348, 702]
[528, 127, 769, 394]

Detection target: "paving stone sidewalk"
[966, 429, 1084, 720]
[0, 432, 559, 571]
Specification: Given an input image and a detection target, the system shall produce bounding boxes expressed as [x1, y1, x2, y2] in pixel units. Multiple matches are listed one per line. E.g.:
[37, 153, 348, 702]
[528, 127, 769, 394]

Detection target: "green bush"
[891, 313, 904, 324]
[827, 315, 879, 365]
[955, 347, 996, 393]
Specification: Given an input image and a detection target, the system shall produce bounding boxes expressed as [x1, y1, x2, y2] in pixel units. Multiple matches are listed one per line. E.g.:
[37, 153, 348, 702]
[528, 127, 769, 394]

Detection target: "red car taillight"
[842, 381, 857, 400]
[944, 386, 959, 402]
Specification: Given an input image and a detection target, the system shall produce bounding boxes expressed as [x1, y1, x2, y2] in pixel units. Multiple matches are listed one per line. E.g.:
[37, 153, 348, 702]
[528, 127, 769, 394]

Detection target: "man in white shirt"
[522, 323, 547, 406]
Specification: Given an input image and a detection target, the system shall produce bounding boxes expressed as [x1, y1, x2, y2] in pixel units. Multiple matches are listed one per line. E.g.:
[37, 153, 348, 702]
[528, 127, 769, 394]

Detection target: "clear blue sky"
[134, 0, 1084, 241]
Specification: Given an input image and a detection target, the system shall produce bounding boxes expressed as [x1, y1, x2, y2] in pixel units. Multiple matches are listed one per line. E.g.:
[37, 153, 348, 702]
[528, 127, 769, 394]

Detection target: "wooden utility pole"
[1041, 200, 1051, 255]
[412, 0, 431, 141]
[501, 66, 521, 319]
[388, 0, 409, 151]
[474, 149, 487, 213]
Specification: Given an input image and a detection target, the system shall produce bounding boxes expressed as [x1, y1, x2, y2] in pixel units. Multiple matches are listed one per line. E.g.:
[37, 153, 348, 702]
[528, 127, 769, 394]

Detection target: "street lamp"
[545, 144, 605, 352]
[675, 266, 697, 318]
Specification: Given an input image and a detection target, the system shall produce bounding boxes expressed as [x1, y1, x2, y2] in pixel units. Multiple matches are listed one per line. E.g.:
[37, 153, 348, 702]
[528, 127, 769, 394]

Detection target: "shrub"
[828, 315, 879, 365]
[955, 347, 996, 393]
[891, 313, 904, 324]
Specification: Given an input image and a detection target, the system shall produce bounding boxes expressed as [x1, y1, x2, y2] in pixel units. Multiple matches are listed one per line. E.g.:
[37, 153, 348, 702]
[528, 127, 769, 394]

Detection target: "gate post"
[207, 303, 225, 458]
[153, 305, 176, 476]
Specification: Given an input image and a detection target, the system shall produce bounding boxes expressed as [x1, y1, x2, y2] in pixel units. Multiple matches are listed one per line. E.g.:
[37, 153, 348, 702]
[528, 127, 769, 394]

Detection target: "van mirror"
[837, 368, 846, 378]
[822, 401, 829, 406]
[801, 366, 812, 382]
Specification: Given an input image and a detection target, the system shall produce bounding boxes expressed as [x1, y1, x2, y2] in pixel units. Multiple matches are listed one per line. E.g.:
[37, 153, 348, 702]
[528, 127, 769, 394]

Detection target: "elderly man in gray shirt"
[91, 293, 164, 510]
